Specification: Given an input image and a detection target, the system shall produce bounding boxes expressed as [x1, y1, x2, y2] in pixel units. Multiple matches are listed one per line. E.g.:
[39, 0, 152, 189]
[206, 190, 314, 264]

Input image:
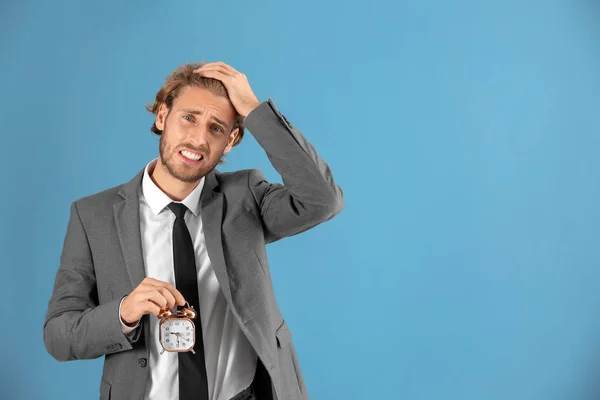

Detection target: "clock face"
[160, 319, 195, 351]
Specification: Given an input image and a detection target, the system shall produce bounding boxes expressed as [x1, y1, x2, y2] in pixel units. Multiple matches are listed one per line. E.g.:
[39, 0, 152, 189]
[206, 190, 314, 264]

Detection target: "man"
[43, 61, 344, 400]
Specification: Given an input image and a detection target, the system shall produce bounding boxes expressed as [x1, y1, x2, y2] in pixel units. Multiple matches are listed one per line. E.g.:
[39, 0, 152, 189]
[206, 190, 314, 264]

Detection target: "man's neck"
[150, 160, 200, 202]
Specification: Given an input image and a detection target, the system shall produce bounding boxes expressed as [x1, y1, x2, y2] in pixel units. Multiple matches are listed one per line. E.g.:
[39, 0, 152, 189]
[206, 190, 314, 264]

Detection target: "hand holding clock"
[120, 277, 186, 327]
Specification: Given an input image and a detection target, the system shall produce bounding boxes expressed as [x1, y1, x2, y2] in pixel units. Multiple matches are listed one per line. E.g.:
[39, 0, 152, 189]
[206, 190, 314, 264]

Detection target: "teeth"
[181, 150, 202, 161]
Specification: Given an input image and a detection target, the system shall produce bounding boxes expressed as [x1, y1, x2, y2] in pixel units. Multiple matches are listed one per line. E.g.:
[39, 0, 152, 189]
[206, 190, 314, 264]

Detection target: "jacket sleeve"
[244, 98, 344, 244]
[43, 201, 141, 362]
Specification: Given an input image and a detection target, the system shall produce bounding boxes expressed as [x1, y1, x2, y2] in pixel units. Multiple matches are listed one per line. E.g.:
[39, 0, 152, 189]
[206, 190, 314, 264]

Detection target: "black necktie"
[167, 202, 209, 400]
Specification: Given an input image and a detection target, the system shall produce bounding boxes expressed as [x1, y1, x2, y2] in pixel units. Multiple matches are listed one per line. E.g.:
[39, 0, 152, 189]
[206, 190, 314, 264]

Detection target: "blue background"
[1, 0, 600, 399]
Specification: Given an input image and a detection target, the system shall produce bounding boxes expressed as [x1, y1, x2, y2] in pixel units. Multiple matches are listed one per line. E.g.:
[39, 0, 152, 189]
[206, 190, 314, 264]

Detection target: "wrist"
[119, 295, 139, 327]
[240, 100, 261, 118]
[123, 317, 140, 327]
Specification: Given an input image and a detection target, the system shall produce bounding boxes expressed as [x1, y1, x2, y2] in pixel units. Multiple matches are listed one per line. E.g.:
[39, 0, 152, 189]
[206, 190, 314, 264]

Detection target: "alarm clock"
[157, 302, 197, 355]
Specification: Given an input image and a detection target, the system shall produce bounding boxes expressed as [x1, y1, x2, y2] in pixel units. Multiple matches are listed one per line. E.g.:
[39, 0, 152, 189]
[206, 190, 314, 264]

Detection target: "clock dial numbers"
[161, 319, 195, 351]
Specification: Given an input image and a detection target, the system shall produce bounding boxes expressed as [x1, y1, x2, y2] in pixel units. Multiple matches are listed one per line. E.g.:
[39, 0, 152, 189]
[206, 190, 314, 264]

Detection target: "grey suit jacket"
[43, 99, 344, 400]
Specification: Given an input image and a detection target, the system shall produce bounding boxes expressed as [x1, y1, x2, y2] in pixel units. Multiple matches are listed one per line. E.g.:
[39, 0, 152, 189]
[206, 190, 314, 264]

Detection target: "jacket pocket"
[276, 320, 293, 349]
[275, 320, 303, 399]
[100, 377, 111, 400]
[223, 209, 254, 239]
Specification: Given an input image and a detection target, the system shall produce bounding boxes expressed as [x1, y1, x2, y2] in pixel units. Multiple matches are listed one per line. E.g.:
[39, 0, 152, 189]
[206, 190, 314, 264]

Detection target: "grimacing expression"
[156, 86, 239, 183]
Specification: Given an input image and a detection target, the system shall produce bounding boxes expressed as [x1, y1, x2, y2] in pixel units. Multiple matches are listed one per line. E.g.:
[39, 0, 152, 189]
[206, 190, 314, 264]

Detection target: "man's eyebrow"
[179, 108, 229, 128]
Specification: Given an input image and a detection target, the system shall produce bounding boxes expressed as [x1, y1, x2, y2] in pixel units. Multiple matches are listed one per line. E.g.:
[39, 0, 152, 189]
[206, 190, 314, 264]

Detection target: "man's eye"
[183, 115, 193, 122]
[212, 125, 223, 133]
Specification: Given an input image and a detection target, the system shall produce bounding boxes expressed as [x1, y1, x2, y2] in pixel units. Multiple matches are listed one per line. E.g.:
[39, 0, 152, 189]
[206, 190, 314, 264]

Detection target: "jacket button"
[139, 358, 147, 367]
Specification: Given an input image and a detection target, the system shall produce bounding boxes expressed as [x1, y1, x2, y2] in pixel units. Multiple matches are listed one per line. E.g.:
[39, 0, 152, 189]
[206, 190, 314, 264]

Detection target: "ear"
[155, 103, 169, 131]
[223, 128, 240, 154]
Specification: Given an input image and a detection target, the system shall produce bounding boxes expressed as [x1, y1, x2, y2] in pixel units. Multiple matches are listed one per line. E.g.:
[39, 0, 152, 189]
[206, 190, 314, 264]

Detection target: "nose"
[186, 126, 210, 148]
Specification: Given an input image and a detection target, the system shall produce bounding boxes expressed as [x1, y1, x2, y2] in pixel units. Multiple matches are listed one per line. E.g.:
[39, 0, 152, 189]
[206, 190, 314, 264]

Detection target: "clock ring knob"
[181, 302, 197, 319]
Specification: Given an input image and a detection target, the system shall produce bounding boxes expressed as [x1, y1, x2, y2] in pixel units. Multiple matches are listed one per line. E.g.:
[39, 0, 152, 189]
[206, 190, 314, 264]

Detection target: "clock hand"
[171, 332, 191, 342]
[173, 332, 190, 342]
[171, 332, 195, 353]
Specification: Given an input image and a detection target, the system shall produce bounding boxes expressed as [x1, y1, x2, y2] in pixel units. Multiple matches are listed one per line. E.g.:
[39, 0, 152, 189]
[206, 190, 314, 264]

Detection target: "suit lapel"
[198, 169, 234, 306]
[114, 168, 147, 290]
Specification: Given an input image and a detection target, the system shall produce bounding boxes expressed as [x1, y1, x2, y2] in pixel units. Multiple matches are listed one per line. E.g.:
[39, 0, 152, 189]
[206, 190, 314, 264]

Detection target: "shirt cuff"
[119, 295, 140, 335]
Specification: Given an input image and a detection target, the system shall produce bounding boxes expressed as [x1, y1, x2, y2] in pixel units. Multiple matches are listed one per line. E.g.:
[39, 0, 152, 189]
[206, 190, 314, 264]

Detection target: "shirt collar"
[141, 158, 205, 217]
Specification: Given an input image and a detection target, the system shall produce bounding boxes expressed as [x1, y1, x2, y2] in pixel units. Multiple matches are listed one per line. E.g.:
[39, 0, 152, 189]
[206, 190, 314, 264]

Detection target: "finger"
[156, 287, 177, 309]
[195, 69, 233, 84]
[141, 277, 170, 288]
[214, 61, 240, 74]
[194, 67, 229, 78]
[154, 282, 186, 306]
[144, 300, 162, 316]
[165, 286, 186, 307]
[197, 65, 246, 83]
[194, 61, 233, 72]
[143, 277, 175, 293]
[194, 65, 235, 77]
[193, 61, 222, 69]
[137, 289, 169, 309]
[141, 278, 186, 306]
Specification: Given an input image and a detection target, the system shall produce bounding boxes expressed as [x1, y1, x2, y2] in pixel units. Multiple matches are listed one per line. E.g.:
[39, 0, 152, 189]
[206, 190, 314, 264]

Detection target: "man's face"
[155, 85, 239, 183]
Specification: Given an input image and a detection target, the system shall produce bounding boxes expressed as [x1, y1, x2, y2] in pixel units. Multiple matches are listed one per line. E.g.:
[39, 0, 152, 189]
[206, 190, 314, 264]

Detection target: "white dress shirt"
[118, 158, 257, 400]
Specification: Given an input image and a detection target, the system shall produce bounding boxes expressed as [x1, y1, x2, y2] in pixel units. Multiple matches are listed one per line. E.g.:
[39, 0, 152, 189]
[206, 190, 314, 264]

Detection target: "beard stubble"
[158, 126, 220, 184]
